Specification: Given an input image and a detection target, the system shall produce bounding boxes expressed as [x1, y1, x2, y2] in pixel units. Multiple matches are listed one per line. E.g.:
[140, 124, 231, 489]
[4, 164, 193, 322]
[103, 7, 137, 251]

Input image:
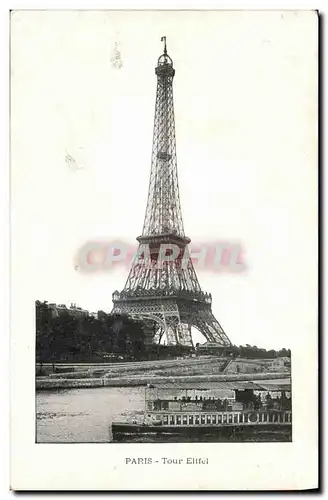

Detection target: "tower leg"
[182, 311, 231, 347]
[177, 323, 193, 347]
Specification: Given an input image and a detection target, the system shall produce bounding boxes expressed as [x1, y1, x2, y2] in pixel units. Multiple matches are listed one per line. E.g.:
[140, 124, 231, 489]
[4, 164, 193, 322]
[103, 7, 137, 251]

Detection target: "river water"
[36, 387, 145, 443]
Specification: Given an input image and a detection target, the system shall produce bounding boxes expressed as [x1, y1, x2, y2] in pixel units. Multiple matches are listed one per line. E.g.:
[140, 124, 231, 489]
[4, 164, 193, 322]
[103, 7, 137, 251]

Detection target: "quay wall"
[36, 371, 290, 391]
[43, 357, 229, 377]
[46, 358, 227, 379]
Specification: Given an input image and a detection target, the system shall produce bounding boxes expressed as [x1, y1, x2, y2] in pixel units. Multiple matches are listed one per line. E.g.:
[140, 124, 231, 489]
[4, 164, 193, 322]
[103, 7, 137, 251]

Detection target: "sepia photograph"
[10, 8, 318, 490]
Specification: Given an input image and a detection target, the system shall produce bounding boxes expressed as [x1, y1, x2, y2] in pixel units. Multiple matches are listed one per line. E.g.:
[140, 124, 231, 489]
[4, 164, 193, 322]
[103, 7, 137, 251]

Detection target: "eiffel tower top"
[140, 37, 188, 244]
[156, 36, 174, 73]
[112, 39, 232, 348]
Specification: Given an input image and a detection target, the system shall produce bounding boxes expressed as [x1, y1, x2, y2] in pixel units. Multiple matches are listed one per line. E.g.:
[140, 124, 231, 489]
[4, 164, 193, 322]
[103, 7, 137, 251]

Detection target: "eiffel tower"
[112, 37, 232, 349]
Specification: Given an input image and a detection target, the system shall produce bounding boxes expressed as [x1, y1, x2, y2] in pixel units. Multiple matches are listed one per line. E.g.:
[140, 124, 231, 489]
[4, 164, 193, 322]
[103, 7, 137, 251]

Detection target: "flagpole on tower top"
[161, 36, 167, 55]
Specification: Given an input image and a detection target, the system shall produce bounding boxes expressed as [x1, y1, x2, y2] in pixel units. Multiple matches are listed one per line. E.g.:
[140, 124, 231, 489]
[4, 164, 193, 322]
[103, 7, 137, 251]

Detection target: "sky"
[11, 10, 317, 349]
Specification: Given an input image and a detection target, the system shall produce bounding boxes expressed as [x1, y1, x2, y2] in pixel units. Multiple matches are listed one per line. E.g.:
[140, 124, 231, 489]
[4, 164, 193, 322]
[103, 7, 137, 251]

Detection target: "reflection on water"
[36, 387, 145, 443]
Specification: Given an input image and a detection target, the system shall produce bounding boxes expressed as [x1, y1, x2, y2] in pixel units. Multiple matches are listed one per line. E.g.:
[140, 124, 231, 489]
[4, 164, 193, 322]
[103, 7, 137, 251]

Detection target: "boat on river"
[111, 380, 292, 442]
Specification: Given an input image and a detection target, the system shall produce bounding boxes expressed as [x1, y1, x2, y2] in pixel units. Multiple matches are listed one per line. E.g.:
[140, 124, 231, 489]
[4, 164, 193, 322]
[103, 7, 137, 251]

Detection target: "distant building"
[97, 310, 108, 321]
[269, 357, 291, 372]
[48, 302, 89, 318]
[196, 342, 228, 355]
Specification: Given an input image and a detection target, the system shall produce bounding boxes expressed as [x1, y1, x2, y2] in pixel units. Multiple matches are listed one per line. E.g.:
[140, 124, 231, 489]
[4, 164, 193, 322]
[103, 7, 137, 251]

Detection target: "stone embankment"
[36, 371, 290, 390]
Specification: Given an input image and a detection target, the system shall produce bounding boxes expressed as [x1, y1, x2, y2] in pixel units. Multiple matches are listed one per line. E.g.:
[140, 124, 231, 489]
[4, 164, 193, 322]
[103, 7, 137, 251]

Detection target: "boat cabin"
[143, 381, 292, 427]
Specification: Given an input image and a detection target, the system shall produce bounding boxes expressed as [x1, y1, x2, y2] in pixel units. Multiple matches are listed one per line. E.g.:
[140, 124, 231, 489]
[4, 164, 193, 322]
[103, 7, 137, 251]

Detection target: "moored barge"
[112, 380, 292, 442]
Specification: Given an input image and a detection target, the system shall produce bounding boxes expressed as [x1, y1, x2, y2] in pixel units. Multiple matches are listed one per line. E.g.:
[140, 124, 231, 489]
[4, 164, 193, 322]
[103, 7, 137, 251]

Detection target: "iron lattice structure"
[112, 38, 232, 348]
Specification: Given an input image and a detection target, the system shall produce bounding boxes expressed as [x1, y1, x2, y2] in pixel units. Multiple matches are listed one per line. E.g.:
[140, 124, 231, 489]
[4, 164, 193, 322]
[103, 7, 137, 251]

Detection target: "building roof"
[256, 383, 291, 392]
[149, 380, 291, 392]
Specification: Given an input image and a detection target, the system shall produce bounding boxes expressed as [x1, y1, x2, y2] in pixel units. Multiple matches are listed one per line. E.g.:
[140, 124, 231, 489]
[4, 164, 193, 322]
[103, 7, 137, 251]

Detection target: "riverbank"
[36, 371, 290, 390]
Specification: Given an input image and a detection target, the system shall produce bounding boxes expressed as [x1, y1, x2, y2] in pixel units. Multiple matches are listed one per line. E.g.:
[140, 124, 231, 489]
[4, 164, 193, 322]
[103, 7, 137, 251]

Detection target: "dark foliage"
[196, 343, 291, 359]
[35, 301, 147, 362]
[228, 344, 291, 359]
[36, 301, 290, 363]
